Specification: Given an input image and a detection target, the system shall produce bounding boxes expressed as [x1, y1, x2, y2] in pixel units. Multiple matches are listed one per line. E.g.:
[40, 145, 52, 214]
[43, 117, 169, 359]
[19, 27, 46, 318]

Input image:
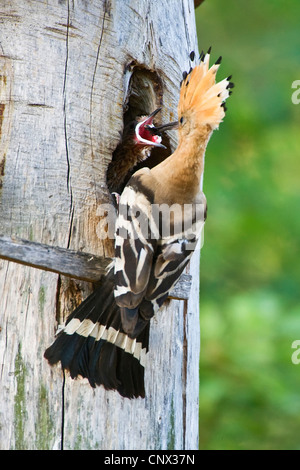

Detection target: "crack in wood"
[182, 300, 188, 450]
[63, 1, 72, 197]
[89, 0, 108, 159]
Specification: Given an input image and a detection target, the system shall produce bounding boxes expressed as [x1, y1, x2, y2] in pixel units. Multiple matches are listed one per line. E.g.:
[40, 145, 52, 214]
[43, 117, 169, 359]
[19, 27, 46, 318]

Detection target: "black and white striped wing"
[146, 199, 206, 304]
[113, 182, 155, 310]
[146, 237, 195, 305]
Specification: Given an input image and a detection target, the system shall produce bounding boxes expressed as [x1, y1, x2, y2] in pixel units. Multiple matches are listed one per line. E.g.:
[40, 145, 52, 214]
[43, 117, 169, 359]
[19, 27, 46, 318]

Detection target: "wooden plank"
[0, 235, 110, 282]
[0, 235, 192, 299]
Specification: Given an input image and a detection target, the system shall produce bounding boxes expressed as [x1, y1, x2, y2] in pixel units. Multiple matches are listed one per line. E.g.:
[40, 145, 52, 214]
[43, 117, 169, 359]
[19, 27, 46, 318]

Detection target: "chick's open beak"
[136, 108, 178, 149]
[135, 108, 166, 148]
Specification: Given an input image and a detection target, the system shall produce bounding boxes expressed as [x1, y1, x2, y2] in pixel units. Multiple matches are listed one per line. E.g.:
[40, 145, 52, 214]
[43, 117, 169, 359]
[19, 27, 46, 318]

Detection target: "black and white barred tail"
[44, 271, 149, 399]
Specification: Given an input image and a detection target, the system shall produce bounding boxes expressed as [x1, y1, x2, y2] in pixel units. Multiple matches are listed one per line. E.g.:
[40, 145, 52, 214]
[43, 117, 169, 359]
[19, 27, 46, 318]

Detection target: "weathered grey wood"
[0, 235, 192, 298]
[0, 0, 201, 450]
[0, 235, 110, 282]
[168, 273, 192, 301]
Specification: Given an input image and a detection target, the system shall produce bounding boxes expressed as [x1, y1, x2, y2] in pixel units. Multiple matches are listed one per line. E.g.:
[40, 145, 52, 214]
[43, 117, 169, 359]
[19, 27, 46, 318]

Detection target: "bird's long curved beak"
[145, 119, 179, 135]
[151, 121, 179, 132]
[140, 108, 164, 136]
[144, 108, 179, 133]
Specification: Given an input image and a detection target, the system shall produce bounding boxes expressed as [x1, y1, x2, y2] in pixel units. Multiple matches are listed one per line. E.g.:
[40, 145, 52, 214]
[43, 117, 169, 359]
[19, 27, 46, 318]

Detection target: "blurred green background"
[195, 0, 300, 450]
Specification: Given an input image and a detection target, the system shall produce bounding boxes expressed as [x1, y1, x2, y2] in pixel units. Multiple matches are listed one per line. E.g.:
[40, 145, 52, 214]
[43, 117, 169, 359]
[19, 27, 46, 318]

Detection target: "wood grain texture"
[0, 0, 201, 450]
[0, 235, 110, 282]
[0, 235, 192, 298]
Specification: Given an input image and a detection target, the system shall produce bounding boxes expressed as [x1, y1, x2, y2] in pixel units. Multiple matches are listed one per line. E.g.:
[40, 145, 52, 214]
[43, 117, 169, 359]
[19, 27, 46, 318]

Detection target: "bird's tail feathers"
[44, 273, 149, 398]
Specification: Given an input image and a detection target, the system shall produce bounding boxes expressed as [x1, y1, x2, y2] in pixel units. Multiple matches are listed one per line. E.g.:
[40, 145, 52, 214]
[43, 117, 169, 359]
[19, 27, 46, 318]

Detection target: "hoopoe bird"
[45, 49, 233, 398]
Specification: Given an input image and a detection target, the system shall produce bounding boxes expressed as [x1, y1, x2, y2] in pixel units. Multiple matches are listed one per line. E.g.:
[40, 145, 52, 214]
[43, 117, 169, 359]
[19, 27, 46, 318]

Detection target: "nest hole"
[106, 63, 172, 194]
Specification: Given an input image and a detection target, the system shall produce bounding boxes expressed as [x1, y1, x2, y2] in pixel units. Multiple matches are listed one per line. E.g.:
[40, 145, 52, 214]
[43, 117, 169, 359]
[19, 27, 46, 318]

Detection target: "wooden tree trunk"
[0, 0, 201, 450]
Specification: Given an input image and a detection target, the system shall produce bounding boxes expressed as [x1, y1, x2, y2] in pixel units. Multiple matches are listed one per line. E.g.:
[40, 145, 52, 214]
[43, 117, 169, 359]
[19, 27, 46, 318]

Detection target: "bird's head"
[134, 108, 178, 149]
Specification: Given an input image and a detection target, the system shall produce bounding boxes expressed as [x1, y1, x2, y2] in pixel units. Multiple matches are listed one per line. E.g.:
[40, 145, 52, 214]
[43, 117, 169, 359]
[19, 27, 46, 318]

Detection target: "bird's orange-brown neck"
[150, 124, 212, 204]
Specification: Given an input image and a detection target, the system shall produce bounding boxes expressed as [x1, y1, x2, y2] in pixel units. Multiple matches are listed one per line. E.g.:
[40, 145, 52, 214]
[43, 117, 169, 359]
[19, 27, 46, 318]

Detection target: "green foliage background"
[195, 0, 300, 450]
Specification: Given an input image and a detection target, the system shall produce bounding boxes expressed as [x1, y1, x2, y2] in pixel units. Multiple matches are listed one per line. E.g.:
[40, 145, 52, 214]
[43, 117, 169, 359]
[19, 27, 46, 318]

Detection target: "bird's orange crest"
[178, 49, 233, 130]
